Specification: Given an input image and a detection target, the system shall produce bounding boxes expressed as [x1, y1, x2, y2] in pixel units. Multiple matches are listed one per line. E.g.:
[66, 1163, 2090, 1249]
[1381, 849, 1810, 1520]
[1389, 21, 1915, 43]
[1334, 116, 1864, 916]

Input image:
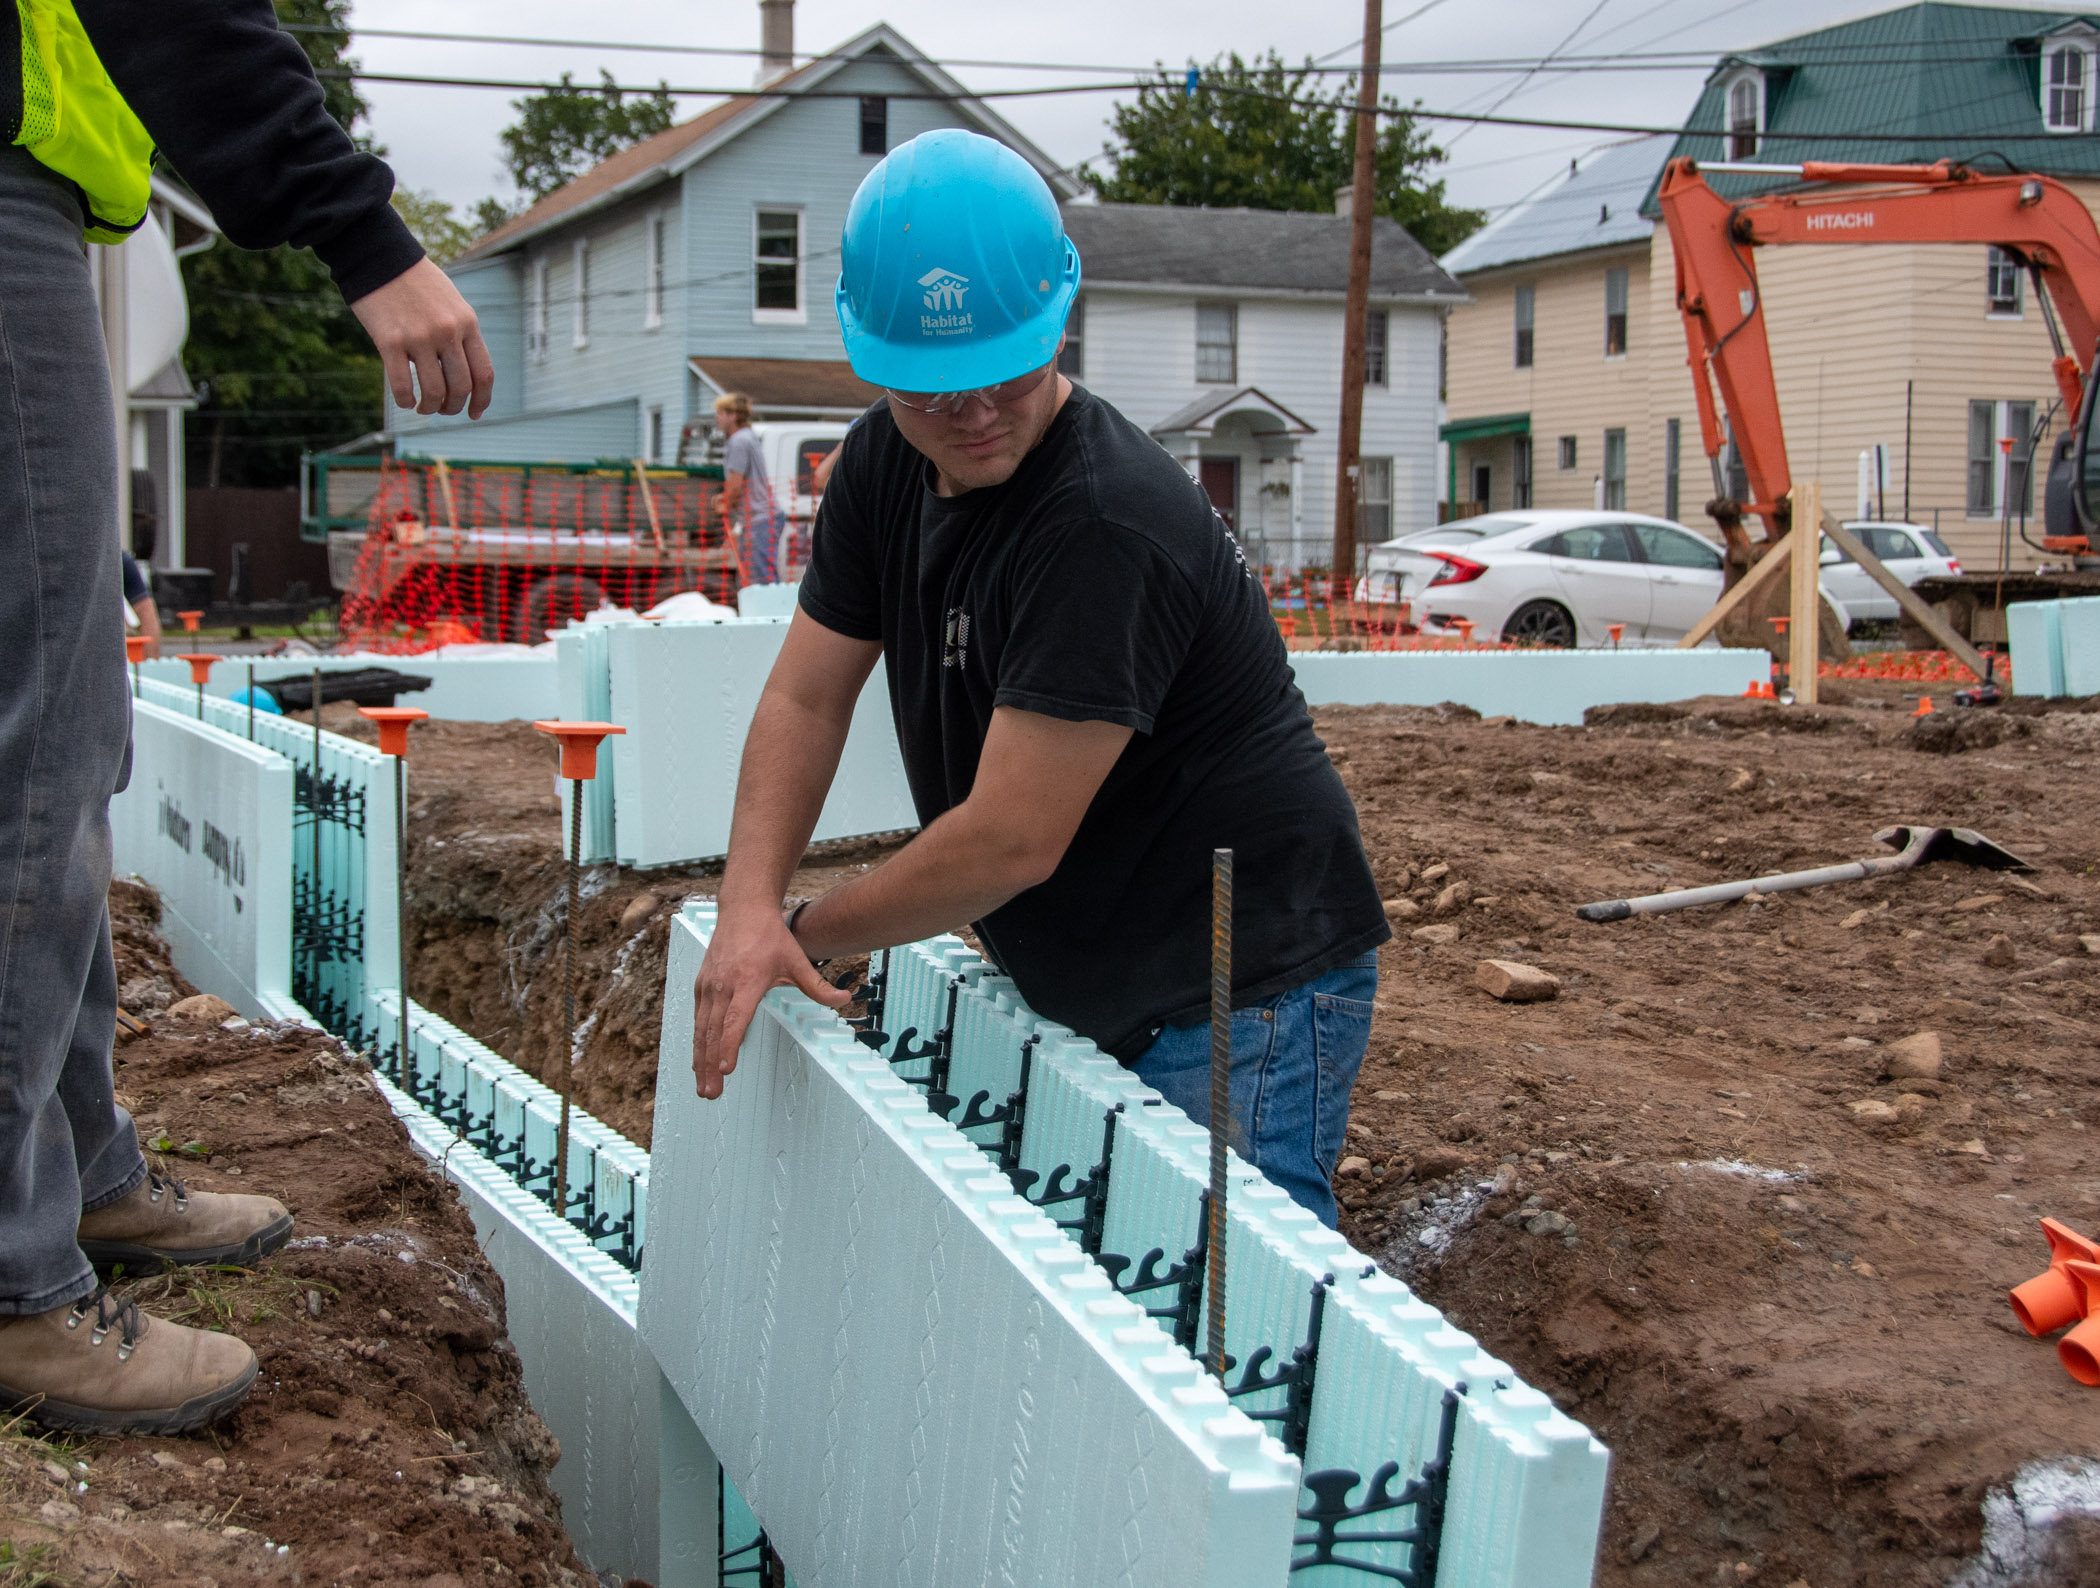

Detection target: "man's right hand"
[690, 902, 851, 1100]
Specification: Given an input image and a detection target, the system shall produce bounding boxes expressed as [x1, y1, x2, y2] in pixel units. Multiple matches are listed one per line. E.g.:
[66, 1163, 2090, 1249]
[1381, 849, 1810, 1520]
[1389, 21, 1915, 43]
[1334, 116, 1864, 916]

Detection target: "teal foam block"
[2059, 595, 2100, 697]
[137, 654, 557, 722]
[602, 620, 915, 867]
[1286, 648, 1769, 725]
[735, 581, 801, 618]
[645, 906, 1301, 1588]
[555, 626, 618, 862]
[109, 701, 293, 1018]
[2007, 601, 2066, 698]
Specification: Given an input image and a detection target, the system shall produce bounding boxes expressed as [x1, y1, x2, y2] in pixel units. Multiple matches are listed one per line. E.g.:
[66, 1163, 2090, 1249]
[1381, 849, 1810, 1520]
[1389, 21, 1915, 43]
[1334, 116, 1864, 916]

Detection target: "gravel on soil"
[1, 882, 598, 1588]
[344, 687, 2100, 1586]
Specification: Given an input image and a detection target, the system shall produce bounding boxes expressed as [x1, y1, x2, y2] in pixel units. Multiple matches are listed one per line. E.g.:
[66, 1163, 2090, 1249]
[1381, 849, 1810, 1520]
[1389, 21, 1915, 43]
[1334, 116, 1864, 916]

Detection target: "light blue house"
[390, 16, 1081, 463]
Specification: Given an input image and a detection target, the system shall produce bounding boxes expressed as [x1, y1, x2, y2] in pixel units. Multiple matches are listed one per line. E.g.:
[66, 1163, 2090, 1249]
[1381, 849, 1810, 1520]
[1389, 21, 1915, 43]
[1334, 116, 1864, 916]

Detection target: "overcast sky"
[350, 0, 2011, 237]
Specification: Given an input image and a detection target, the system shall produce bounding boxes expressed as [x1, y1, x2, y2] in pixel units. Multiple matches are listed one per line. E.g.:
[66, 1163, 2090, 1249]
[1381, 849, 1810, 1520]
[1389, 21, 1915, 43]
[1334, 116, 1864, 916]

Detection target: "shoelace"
[145, 1172, 189, 1209]
[65, 1286, 144, 1360]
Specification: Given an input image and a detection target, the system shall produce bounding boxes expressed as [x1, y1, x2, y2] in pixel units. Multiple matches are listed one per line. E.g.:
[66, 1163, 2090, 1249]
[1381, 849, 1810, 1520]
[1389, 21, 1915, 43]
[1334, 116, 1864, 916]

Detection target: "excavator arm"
[1657, 157, 2100, 553]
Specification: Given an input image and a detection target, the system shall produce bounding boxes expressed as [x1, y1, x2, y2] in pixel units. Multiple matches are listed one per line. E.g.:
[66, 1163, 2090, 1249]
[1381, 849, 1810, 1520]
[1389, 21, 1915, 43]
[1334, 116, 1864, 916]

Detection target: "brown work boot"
[0, 1288, 257, 1435]
[77, 1172, 293, 1271]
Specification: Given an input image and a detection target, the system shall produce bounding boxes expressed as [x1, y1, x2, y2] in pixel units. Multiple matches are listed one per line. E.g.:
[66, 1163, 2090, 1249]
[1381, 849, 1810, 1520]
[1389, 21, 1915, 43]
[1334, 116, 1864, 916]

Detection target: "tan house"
[1439, 2, 2100, 571]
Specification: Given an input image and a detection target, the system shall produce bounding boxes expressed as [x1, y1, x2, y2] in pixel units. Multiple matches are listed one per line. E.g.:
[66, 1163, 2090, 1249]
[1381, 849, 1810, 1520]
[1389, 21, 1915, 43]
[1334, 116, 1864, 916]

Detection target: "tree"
[499, 71, 677, 202]
[391, 190, 487, 265]
[1087, 52, 1483, 257]
[177, 0, 382, 488]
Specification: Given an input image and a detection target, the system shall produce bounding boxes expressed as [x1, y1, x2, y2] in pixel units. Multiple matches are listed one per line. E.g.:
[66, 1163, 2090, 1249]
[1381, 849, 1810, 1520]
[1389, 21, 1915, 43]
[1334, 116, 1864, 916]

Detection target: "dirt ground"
[336, 688, 2100, 1587]
[1, 882, 597, 1588]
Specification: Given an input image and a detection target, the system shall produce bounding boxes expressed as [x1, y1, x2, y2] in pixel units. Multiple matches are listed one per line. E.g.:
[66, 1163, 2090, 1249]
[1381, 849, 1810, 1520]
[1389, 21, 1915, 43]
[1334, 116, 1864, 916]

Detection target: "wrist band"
[784, 897, 828, 969]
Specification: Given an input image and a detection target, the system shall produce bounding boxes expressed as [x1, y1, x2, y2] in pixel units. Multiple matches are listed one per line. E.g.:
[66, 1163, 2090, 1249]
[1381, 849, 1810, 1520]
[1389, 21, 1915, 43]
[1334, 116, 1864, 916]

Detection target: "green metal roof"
[1640, 3, 2100, 217]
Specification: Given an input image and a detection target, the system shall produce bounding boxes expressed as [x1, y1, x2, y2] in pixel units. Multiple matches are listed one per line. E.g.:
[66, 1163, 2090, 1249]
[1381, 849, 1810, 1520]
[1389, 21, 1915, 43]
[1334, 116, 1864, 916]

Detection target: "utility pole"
[1332, 0, 1382, 600]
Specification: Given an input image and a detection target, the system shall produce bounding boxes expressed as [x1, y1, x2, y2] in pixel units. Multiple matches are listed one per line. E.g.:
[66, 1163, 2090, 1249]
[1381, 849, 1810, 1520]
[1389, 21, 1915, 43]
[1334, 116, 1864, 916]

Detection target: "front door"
[1199, 458, 1238, 533]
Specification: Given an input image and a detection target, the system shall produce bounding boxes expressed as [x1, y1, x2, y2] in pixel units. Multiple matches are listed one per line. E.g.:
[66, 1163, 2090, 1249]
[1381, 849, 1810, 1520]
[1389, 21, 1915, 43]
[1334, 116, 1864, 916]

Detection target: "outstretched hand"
[350, 257, 495, 419]
[691, 904, 851, 1100]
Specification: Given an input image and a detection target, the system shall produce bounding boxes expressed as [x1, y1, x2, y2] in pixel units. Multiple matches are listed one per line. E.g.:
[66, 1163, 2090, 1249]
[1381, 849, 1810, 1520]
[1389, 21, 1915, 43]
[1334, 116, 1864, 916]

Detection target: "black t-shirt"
[798, 386, 1388, 1060]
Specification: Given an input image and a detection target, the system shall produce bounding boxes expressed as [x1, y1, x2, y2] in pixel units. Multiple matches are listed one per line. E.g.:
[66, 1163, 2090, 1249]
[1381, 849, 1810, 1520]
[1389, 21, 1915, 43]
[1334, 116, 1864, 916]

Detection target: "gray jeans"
[0, 144, 145, 1314]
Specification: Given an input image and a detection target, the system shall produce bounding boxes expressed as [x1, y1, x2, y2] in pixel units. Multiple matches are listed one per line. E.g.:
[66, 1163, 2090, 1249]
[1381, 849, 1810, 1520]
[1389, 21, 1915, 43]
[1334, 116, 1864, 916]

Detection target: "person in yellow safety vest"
[0, 0, 494, 1440]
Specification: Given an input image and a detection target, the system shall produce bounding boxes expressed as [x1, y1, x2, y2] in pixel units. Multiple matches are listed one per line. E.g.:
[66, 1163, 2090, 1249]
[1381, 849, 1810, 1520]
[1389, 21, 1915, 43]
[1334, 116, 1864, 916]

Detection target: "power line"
[1313, 0, 1460, 66]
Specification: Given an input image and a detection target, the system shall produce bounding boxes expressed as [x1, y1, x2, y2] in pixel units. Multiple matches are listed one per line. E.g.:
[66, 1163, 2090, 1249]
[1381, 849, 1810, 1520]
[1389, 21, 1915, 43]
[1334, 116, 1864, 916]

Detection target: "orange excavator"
[1657, 156, 2100, 653]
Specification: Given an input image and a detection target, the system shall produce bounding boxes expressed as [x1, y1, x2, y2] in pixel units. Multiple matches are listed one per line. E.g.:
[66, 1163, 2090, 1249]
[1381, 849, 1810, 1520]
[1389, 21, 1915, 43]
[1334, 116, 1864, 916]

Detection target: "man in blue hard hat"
[689, 129, 1387, 1225]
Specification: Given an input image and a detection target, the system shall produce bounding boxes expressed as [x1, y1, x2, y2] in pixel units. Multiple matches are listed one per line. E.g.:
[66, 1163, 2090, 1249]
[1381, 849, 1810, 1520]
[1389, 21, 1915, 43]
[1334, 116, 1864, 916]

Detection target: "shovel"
[1576, 825, 2032, 923]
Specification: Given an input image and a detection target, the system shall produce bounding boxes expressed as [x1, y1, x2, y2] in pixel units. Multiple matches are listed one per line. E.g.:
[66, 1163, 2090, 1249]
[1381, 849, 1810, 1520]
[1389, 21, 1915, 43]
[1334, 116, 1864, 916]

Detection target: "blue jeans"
[0, 146, 145, 1313]
[1132, 951, 1377, 1227]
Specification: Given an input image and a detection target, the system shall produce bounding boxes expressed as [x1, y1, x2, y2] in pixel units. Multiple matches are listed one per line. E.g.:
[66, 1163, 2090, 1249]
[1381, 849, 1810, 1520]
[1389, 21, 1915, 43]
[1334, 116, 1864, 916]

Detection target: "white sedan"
[1819, 522, 1962, 623]
[1359, 510, 1729, 646]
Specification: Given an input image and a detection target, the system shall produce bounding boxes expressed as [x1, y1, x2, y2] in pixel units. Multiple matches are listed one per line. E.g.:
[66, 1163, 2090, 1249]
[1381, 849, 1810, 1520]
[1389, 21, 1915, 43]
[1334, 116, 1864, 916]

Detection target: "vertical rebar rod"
[310, 667, 322, 1004]
[1207, 846, 1232, 1380]
[246, 662, 256, 740]
[556, 779, 580, 1219]
[395, 756, 409, 1091]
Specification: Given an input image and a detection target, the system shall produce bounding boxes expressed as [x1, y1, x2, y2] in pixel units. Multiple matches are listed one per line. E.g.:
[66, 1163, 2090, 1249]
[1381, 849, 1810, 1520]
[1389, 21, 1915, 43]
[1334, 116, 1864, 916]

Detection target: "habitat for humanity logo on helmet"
[918, 267, 973, 336]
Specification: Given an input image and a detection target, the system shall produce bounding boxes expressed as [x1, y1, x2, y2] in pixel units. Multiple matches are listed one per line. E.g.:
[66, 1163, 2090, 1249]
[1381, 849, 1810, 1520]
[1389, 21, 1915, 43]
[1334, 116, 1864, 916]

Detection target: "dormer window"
[1726, 71, 1762, 159]
[2045, 36, 2095, 132]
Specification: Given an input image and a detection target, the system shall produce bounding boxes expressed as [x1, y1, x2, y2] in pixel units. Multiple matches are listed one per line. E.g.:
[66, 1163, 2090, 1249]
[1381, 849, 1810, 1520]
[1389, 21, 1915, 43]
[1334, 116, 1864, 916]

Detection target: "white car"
[1819, 522, 1962, 624]
[1359, 510, 1730, 646]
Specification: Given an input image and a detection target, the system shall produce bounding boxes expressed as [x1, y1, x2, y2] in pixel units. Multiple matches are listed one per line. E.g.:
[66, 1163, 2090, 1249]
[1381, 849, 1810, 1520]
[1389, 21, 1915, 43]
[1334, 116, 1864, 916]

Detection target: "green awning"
[1439, 412, 1530, 444]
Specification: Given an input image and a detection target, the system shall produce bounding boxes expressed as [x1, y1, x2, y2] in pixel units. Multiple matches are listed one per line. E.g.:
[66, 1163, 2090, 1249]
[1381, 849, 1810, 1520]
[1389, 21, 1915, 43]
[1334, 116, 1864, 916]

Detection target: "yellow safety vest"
[10, 0, 154, 242]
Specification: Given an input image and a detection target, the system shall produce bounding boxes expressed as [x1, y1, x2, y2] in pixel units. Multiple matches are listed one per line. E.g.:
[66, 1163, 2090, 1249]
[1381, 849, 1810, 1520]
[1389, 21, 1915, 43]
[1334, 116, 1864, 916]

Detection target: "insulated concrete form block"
[2007, 601, 2066, 698]
[379, 1070, 687, 1586]
[110, 701, 293, 1018]
[139, 654, 558, 723]
[645, 906, 1302, 1588]
[1285, 647, 1769, 725]
[602, 620, 915, 867]
[555, 627, 618, 862]
[2059, 595, 2100, 698]
[735, 581, 800, 618]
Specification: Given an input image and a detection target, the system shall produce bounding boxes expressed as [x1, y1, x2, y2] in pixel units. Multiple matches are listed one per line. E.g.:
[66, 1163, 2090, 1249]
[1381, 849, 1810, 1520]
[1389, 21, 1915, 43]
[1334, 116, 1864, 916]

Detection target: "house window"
[754, 209, 803, 319]
[647, 406, 663, 464]
[1470, 461, 1491, 509]
[1557, 434, 1577, 470]
[1196, 302, 1237, 383]
[2046, 41, 2093, 133]
[1513, 434, 1533, 508]
[860, 96, 888, 156]
[1058, 294, 1085, 378]
[1987, 246, 2024, 316]
[1364, 308, 1388, 386]
[1603, 429, 1627, 509]
[1968, 400, 1998, 515]
[1513, 283, 1535, 368]
[1727, 72, 1762, 159]
[1664, 417, 1681, 521]
[2008, 400, 2037, 514]
[571, 238, 590, 349]
[1359, 456, 1392, 541]
[529, 257, 548, 362]
[644, 212, 666, 329]
[1604, 267, 1629, 356]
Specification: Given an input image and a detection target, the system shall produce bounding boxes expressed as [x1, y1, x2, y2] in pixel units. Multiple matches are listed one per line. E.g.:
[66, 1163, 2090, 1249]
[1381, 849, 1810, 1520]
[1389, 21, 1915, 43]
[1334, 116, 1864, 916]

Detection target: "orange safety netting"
[1819, 650, 2003, 688]
[1261, 570, 1516, 652]
[337, 458, 803, 651]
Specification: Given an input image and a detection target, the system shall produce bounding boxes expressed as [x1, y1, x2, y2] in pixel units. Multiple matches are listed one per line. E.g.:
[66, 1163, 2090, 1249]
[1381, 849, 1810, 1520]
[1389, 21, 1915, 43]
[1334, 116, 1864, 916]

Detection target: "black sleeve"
[120, 551, 149, 606]
[796, 422, 884, 643]
[993, 520, 1198, 734]
[75, 0, 423, 302]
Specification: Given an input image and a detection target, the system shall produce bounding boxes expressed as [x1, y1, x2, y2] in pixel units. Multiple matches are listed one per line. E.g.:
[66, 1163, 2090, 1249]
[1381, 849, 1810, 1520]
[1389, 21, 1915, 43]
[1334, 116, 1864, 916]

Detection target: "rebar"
[310, 667, 323, 1003]
[555, 779, 581, 1218]
[1207, 846, 1232, 1380]
[395, 755, 409, 1090]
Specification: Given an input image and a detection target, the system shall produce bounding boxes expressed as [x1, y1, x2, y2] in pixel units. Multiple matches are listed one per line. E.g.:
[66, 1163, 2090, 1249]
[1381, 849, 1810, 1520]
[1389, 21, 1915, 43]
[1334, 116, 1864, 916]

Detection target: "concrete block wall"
[110, 700, 293, 1019]
[1286, 647, 1769, 725]
[647, 905, 1304, 1588]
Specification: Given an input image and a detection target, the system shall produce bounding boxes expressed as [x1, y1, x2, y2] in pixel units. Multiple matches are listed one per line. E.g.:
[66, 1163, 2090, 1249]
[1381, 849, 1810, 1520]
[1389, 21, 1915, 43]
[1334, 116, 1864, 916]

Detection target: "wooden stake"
[633, 460, 667, 552]
[1790, 481, 1821, 703]
[433, 458, 459, 532]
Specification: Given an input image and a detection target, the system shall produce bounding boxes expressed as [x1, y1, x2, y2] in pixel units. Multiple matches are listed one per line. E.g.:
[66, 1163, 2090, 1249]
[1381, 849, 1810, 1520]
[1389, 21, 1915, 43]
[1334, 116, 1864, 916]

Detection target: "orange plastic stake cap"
[124, 636, 150, 664]
[2056, 1262, 2100, 1385]
[176, 652, 217, 685]
[358, 705, 430, 758]
[1608, 623, 1625, 643]
[1912, 695, 1935, 717]
[533, 720, 627, 781]
[2009, 1218, 2100, 1337]
[1768, 615, 1790, 635]
[177, 610, 203, 633]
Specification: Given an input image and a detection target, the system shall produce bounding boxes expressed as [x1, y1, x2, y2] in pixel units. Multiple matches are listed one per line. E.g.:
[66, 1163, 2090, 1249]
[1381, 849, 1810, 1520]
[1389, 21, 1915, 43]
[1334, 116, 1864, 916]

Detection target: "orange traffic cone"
[2056, 1261, 2100, 1385]
[2010, 1218, 2100, 1336]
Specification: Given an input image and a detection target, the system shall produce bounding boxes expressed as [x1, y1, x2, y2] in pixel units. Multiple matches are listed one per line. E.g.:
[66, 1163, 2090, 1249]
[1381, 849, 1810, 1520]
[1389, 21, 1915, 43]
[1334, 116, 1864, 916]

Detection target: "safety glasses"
[885, 361, 1056, 415]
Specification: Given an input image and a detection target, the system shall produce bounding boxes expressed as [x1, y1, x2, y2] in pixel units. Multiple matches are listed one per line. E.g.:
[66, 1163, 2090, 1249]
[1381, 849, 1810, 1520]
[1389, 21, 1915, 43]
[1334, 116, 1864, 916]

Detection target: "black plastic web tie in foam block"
[1009, 1102, 1121, 1255]
[1095, 1187, 1213, 1350]
[1290, 1383, 1463, 1584]
[1226, 1274, 1333, 1458]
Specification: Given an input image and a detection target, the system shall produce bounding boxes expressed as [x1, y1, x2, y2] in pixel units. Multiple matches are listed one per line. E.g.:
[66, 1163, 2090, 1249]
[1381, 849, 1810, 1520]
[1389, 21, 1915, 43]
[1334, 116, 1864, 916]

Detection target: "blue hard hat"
[835, 129, 1081, 393]
[230, 685, 284, 716]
